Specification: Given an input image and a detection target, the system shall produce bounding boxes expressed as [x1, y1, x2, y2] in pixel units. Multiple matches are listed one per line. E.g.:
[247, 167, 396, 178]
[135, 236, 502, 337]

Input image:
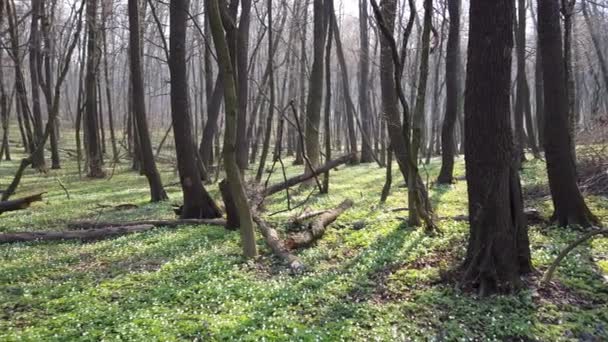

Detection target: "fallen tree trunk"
[1, 218, 227, 244]
[286, 199, 354, 249]
[292, 209, 328, 224]
[0, 224, 155, 243]
[264, 153, 355, 197]
[0, 193, 44, 215]
[253, 215, 305, 272]
[67, 218, 227, 230]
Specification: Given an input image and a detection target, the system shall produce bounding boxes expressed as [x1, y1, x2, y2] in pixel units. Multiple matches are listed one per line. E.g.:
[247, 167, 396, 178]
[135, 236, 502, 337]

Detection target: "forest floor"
[0, 144, 607, 340]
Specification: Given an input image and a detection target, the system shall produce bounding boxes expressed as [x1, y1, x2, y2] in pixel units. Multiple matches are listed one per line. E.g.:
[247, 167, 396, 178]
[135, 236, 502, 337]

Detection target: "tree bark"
[538, 0, 599, 227]
[359, 0, 373, 163]
[286, 199, 353, 249]
[304, 0, 327, 171]
[128, 0, 168, 202]
[169, 0, 222, 219]
[208, 0, 257, 258]
[437, 0, 460, 184]
[462, 0, 532, 295]
[84, 0, 105, 178]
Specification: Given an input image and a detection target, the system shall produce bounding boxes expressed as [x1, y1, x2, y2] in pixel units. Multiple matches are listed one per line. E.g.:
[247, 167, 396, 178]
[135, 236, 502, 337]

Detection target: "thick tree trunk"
[169, 0, 221, 219]
[538, 0, 599, 227]
[0, 193, 44, 215]
[462, 0, 532, 295]
[128, 0, 168, 202]
[437, 0, 460, 184]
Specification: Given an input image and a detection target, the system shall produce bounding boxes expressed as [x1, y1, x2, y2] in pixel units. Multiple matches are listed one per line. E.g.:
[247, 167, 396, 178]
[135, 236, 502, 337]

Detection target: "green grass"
[0, 142, 607, 341]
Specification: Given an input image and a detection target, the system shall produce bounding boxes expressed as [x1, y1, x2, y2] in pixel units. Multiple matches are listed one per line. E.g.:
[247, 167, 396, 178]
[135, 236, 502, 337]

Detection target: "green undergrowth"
[0, 146, 607, 341]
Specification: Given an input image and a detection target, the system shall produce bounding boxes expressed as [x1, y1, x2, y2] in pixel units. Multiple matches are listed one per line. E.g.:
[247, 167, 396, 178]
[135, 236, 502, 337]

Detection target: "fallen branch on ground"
[253, 215, 305, 272]
[286, 199, 354, 249]
[263, 154, 355, 197]
[542, 228, 608, 285]
[0, 218, 227, 244]
[291, 210, 328, 224]
[0, 193, 45, 215]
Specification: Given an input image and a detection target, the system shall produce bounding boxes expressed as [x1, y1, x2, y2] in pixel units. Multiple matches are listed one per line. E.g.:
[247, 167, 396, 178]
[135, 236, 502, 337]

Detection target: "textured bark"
[169, 0, 221, 219]
[538, 0, 599, 227]
[128, 0, 168, 202]
[208, 0, 257, 257]
[437, 0, 460, 184]
[253, 215, 305, 272]
[462, 0, 532, 295]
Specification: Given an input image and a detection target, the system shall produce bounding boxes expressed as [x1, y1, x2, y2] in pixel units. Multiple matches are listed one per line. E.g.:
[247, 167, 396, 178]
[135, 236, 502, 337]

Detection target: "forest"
[0, 0, 607, 340]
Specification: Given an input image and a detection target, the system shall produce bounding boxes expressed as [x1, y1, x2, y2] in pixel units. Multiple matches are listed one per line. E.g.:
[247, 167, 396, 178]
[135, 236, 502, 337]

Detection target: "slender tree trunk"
[304, 0, 327, 171]
[322, 0, 334, 194]
[294, 4, 309, 166]
[207, 0, 257, 258]
[359, 0, 373, 163]
[84, 0, 105, 178]
[514, 0, 528, 167]
[437, 0, 460, 184]
[29, 0, 46, 170]
[538, 0, 599, 227]
[128, 0, 168, 202]
[462, 0, 532, 295]
[235, 0, 252, 172]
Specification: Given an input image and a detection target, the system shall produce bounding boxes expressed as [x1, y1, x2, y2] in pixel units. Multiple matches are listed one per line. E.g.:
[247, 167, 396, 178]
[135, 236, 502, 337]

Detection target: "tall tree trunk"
[561, 0, 577, 163]
[84, 0, 105, 178]
[358, 0, 373, 163]
[128, 0, 168, 202]
[29, 0, 46, 170]
[538, 0, 599, 227]
[304, 0, 327, 171]
[236, 0, 252, 172]
[294, 3, 309, 166]
[255, 0, 277, 182]
[437, 0, 460, 184]
[322, 0, 334, 194]
[102, 8, 119, 164]
[409, 0, 433, 226]
[582, 1, 608, 97]
[169, 0, 221, 219]
[329, 1, 358, 163]
[378, 0, 410, 185]
[207, 0, 257, 258]
[462, 0, 532, 295]
[514, 0, 528, 167]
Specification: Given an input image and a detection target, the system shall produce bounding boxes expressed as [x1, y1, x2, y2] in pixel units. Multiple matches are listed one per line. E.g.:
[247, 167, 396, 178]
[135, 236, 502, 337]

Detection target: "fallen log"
[0, 225, 155, 243]
[253, 215, 305, 272]
[264, 153, 355, 197]
[0, 193, 44, 215]
[66, 218, 227, 230]
[1, 219, 227, 244]
[286, 199, 354, 249]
